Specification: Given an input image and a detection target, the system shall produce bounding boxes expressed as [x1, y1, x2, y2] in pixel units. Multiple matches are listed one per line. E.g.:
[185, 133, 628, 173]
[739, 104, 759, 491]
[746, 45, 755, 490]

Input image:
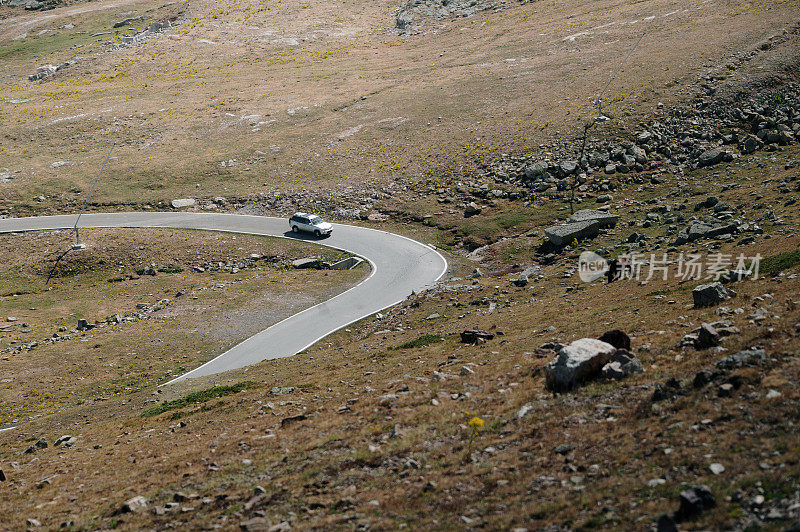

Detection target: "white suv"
[289, 212, 333, 237]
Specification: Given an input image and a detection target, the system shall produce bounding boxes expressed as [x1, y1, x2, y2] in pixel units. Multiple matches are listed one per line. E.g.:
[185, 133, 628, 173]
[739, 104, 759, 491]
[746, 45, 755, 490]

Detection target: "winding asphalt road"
[0, 212, 447, 385]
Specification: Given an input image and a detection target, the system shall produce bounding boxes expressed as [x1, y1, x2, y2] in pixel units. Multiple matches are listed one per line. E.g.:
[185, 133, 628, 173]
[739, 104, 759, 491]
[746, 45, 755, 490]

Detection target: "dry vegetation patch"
[0, 228, 366, 427]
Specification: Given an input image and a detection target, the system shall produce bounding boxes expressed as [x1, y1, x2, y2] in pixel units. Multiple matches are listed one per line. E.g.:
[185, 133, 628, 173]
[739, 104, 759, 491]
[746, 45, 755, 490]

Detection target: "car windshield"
[308, 216, 323, 225]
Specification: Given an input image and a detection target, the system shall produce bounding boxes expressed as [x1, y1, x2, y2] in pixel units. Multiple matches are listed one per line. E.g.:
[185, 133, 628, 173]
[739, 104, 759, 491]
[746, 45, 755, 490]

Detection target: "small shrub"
[395, 334, 444, 350]
[141, 381, 256, 417]
[760, 247, 800, 275]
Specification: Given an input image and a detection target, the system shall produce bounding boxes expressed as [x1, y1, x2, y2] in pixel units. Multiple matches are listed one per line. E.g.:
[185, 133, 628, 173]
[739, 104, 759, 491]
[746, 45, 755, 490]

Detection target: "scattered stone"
[460, 329, 494, 343]
[511, 265, 541, 287]
[113, 16, 142, 28]
[709, 463, 725, 475]
[270, 386, 297, 395]
[120, 496, 148, 513]
[692, 282, 732, 308]
[291, 258, 321, 269]
[544, 220, 600, 247]
[54, 435, 76, 447]
[26, 518, 41, 527]
[554, 443, 574, 455]
[240, 517, 273, 531]
[718, 383, 734, 397]
[739, 134, 761, 154]
[697, 147, 733, 168]
[676, 485, 715, 520]
[170, 198, 196, 209]
[766, 389, 782, 399]
[656, 514, 678, 532]
[367, 212, 389, 222]
[693, 370, 713, 389]
[464, 202, 482, 217]
[716, 348, 766, 370]
[544, 338, 617, 392]
[516, 403, 534, 419]
[566, 209, 619, 228]
[601, 349, 644, 380]
[597, 329, 630, 350]
[695, 323, 721, 349]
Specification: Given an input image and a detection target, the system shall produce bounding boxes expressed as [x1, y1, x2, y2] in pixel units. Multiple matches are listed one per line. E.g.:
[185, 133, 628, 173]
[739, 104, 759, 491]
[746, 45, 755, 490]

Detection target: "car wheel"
[292, 226, 299, 233]
[314, 230, 321, 237]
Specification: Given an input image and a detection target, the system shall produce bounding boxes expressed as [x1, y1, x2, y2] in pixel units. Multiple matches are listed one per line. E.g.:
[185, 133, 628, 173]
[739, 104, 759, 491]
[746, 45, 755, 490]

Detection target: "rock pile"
[396, 0, 501, 34]
[28, 60, 77, 82]
[479, 79, 800, 194]
[1, 0, 60, 10]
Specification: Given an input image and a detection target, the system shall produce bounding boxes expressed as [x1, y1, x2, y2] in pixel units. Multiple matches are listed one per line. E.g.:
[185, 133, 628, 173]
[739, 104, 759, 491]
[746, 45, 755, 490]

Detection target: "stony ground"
[0, 0, 800, 530]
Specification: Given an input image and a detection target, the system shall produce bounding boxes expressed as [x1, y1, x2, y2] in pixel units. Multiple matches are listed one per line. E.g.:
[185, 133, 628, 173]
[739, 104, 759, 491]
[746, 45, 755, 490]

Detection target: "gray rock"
[637, 131, 652, 144]
[113, 16, 142, 28]
[512, 265, 542, 287]
[544, 220, 600, 247]
[692, 282, 731, 308]
[559, 160, 578, 175]
[291, 258, 321, 269]
[54, 435, 76, 447]
[631, 146, 648, 164]
[270, 386, 297, 395]
[120, 496, 148, 513]
[601, 349, 643, 379]
[596, 194, 612, 203]
[677, 485, 716, 520]
[170, 198, 195, 209]
[695, 323, 720, 349]
[598, 329, 630, 350]
[697, 147, 732, 168]
[716, 348, 766, 370]
[149, 21, 169, 32]
[656, 514, 678, 532]
[464, 202, 481, 218]
[524, 161, 548, 180]
[554, 443, 574, 455]
[544, 338, 617, 392]
[739, 134, 761, 154]
[566, 209, 618, 228]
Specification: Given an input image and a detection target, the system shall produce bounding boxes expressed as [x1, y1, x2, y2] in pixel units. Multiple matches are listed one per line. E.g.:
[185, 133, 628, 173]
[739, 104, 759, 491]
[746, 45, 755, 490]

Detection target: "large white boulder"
[545, 338, 616, 392]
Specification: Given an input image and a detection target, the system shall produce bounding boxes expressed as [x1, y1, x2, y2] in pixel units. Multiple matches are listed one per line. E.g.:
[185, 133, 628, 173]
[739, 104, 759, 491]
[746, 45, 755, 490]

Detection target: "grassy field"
[1, 0, 797, 209]
[0, 227, 366, 427]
